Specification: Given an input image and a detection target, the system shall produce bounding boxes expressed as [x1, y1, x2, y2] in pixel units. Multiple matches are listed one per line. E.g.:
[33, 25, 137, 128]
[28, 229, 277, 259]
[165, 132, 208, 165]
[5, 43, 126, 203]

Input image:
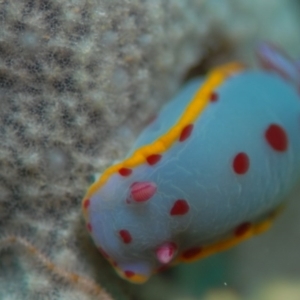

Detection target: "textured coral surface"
[0, 0, 300, 299]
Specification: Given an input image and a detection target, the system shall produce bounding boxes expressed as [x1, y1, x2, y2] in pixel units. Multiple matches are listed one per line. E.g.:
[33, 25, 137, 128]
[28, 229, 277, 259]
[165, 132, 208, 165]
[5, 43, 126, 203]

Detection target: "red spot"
[83, 199, 90, 209]
[210, 92, 218, 102]
[146, 154, 162, 165]
[130, 181, 157, 202]
[156, 242, 177, 264]
[170, 199, 190, 216]
[232, 152, 250, 174]
[112, 261, 118, 267]
[124, 270, 135, 278]
[119, 229, 132, 244]
[156, 264, 170, 273]
[182, 247, 203, 259]
[235, 222, 251, 237]
[87, 223, 92, 232]
[119, 168, 132, 176]
[179, 124, 194, 142]
[265, 124, 288, 152]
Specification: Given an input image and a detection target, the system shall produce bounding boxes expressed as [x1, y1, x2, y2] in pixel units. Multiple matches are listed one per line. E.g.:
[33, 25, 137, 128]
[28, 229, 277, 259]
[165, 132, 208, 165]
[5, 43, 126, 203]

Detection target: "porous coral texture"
[0, 0, 299, 299]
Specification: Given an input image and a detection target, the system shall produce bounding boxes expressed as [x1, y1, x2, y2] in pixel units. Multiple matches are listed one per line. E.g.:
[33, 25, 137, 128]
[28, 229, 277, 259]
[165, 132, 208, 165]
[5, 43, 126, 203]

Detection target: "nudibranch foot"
[176, 205, 283, 264]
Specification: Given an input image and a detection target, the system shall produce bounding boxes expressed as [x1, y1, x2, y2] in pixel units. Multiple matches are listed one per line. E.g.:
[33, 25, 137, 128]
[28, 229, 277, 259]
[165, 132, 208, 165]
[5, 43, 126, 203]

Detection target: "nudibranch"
[82, 43, 300, 283]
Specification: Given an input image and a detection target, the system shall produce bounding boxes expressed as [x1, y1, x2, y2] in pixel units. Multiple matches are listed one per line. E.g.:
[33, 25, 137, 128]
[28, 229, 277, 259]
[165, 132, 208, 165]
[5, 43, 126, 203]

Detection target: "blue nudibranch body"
[82, 44, 300, 283]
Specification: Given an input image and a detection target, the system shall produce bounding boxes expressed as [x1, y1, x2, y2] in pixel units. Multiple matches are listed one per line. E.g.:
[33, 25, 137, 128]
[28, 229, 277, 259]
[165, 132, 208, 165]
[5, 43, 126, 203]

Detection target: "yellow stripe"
[83, 62, 245, 206]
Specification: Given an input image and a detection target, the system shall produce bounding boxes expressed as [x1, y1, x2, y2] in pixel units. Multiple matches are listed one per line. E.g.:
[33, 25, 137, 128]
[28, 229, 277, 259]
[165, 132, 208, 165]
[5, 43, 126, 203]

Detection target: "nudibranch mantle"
[83, 60, 300, 283]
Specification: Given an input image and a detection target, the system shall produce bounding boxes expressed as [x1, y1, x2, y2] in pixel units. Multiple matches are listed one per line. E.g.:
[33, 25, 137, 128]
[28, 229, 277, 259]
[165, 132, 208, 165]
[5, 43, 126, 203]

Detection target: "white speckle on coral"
[44, 148, 69, 175]
[26, 272, 52, 293]
[137, 69, 149, 81]
[55, 249, 81, 273]
[88, 90, 105, 107]
[101, 31, 119, 46]
[138, 34, 153, 46]
[24, 152, 41, 168]
[111, 67, 129, 89]
[19, 31, 39, 49]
